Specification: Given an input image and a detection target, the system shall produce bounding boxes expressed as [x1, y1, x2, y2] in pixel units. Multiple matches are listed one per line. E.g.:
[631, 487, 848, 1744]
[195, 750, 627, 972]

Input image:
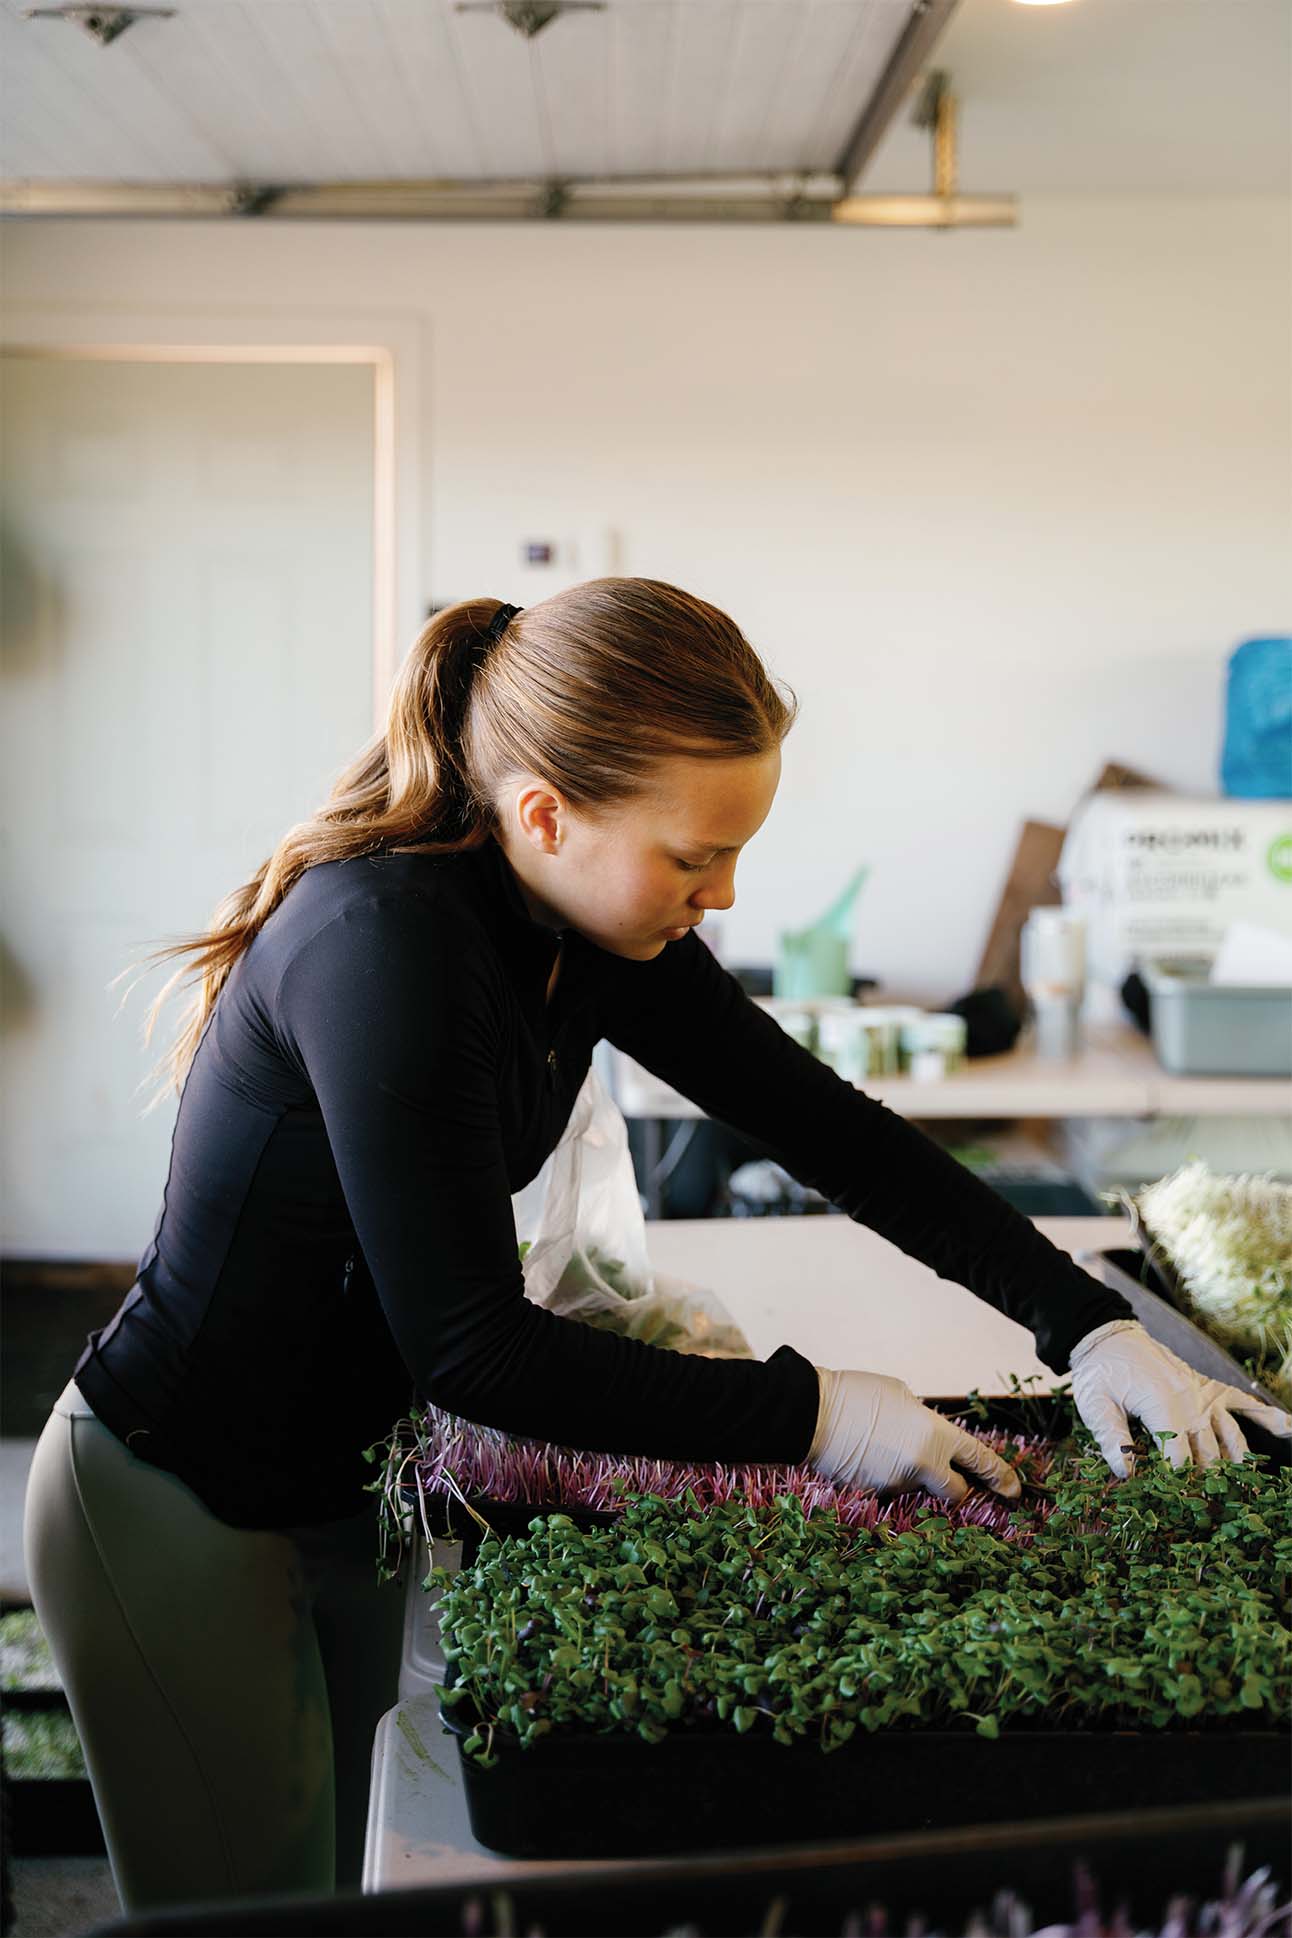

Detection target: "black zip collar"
[365, 834, 567, 991]
[481, 832, 561, 934]
[468, 834, 571, 988]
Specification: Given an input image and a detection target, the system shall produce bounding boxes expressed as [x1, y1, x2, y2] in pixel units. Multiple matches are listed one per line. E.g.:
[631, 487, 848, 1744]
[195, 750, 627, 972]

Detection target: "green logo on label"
[1269, 834, 1292, 884]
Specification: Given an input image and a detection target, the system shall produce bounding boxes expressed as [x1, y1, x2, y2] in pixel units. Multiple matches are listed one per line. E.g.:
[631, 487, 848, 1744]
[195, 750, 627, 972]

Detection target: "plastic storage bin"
[1141, 956, 1292, 1077]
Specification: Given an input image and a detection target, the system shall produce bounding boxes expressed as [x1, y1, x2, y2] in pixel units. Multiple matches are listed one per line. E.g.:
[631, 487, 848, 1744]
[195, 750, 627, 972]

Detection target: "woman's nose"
[694, 877, 736, 914]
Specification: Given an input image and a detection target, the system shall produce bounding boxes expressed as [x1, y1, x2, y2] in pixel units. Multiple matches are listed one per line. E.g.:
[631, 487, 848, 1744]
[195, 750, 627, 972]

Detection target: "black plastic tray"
[83, 1799, 1292, 1935]
[441, 1707, 1289, 1861]
[433, 1394, 1289, 1860]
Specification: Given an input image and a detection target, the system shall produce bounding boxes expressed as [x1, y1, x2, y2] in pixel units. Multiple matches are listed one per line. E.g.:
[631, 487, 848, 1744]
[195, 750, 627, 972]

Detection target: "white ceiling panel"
[708, 3, 804, 174]
[657, 2, 735, 177]
[386, 0, 489, 177]
[11, 1, 226, 178]
[530, 2, 613, 177]
[122, 8, 249, 176]
[6, 50, 134, 176]
[606, 0, 683, 177]
[1, 0, 1287, 196]
[0, 0, 916, 185]
[802, 0, 902, 169]
[448, 2, 554, 177]
[254, 1, 406, 180]
[135, 3, 321, 179]
[758, 2, 881, 174]
[2, 107, 64, 174]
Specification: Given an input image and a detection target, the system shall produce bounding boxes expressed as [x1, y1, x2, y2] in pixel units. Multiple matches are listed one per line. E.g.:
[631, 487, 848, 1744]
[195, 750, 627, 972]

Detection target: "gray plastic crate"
[1142, 956, 1292, 1077]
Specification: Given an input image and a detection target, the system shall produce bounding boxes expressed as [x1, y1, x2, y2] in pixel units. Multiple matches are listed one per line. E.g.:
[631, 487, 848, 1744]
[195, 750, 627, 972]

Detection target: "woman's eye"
[674, 858, 706, 873]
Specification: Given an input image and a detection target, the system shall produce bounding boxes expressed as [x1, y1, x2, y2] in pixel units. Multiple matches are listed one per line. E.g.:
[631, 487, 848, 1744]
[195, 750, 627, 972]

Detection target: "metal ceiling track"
[2, 0, 1014, 228]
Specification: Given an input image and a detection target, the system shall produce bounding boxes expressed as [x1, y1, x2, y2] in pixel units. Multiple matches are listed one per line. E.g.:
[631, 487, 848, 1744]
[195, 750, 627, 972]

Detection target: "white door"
[1, 355, 376, 1258]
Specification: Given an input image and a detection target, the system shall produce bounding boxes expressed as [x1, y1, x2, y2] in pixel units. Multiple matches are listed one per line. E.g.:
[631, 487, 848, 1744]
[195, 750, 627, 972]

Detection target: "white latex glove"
[1069, 1319, 1292, 1479]
[808, 1367, 1022, 1506]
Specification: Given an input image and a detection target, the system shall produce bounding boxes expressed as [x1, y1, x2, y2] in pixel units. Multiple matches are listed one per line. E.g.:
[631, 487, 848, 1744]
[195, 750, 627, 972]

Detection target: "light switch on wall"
[515, 528, 623, 586]
[428, 529, 626, 619]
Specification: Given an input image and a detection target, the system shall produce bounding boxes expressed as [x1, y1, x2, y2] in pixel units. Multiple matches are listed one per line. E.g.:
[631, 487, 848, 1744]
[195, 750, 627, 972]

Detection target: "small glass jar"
[900, 1012, 968, 1077]
[816, 1007, 871, 1083]
[857, 1006, 919, 1076]
[929, 1013, 967, 1073]
[755, 1000, 817, 1053]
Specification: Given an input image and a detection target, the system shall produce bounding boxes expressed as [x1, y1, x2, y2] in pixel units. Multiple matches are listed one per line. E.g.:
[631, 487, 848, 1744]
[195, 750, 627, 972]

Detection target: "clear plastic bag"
[510, 1066, 753, 1358]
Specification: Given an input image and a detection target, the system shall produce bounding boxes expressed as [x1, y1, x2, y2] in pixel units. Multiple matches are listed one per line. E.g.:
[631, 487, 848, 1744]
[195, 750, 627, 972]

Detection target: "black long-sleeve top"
[75, 834, 1130, 1528]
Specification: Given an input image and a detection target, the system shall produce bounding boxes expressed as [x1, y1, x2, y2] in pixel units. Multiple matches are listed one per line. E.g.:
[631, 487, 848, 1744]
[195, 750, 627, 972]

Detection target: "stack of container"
[754, 998, 968, 1083]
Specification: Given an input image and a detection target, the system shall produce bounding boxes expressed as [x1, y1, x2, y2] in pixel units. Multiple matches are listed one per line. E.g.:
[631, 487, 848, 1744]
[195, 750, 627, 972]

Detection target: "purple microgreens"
[409, 1405, 1056, 1543]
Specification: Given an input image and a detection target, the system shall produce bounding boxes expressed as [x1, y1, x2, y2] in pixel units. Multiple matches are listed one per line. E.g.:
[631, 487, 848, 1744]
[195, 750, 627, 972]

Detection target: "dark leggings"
[22, 1379, 405, 1911]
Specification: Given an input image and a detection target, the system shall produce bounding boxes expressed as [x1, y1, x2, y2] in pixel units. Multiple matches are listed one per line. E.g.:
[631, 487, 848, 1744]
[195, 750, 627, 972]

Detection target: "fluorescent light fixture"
[832, 195, 1015, 228]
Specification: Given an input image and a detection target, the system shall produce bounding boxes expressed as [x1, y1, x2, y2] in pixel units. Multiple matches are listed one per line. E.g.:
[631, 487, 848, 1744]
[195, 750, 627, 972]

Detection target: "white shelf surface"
[365, 1689, 512, 1890]
[612, 1024, 1292, 1122]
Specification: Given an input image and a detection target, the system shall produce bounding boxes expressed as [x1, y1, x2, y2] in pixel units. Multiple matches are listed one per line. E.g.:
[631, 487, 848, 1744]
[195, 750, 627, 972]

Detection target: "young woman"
[24, 578, 1289, 1912]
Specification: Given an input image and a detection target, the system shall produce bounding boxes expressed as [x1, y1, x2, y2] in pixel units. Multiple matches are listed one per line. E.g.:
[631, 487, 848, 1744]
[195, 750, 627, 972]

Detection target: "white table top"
[366, 1212, 1136, 1895]
[612, 1023, 1292, 1121]
[639, 1213, 1132, 1394]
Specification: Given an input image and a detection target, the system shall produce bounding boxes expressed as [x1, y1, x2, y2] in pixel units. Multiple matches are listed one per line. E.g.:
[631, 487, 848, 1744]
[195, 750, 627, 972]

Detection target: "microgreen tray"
[438, 1698, 1289, 1860]
[71, 1799, 1292, 1935]
[432, 1394, 1289, 1860]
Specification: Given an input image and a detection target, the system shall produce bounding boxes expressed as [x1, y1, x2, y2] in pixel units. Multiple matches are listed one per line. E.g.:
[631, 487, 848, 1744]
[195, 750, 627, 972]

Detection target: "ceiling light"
[454, 1, 604, 36]
[23, 5, 175, 44]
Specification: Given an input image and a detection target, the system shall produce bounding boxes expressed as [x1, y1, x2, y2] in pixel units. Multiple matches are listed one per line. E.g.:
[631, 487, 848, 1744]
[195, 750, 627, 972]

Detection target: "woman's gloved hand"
[1069, 1319, 1292, 1478]
[808, 1368, 1022, 1505]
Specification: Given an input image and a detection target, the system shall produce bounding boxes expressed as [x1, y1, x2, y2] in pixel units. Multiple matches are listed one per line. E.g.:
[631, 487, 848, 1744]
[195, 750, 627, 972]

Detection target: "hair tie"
[484, 602, 521, 644]
[464, 603, 522, 683]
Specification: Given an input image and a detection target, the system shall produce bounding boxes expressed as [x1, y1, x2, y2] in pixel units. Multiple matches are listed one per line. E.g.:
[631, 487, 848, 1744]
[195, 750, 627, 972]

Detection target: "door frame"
[0, 306, 424, 726]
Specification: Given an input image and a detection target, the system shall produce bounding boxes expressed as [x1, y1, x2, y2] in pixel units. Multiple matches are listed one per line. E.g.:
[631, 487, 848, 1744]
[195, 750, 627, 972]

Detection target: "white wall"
[4, 197, 1288, 1002]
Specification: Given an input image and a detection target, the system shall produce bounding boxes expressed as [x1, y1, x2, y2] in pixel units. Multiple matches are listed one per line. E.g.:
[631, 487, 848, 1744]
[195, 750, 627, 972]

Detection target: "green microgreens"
[434, 1440, 1290, 1766]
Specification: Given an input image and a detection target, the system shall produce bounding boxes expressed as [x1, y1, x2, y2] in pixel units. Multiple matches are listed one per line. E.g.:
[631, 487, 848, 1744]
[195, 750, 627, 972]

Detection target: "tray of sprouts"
[362, 1395, 1290, 1860]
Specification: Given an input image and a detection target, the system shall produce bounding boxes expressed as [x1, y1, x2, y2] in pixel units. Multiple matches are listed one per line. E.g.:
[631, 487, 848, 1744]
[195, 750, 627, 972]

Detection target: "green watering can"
[774, 866, 869, 1000]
